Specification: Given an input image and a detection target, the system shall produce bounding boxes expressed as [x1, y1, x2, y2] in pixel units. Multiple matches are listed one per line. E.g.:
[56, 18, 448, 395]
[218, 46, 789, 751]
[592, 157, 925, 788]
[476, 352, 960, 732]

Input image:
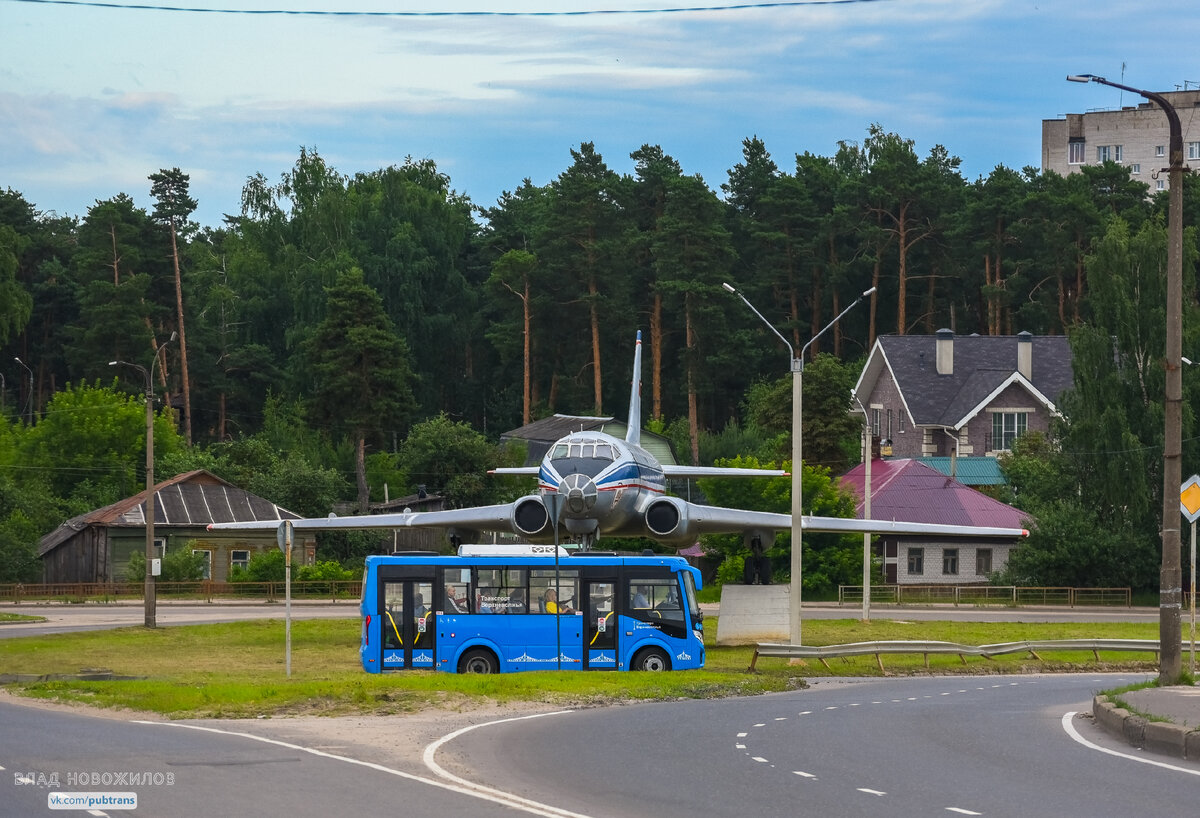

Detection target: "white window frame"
[1188, 142, 1200, 161]
[193, 549, 213, 580]
[1156, 145, 1166, 158]
[231, 549, 250, 570]
[1129, 163, 1140, 174]
[1096, 145, 1111, 163]
[1157, 179, 1167, 191]
[1068, 141, 1085, 164]
[991, 411, 1028, 452]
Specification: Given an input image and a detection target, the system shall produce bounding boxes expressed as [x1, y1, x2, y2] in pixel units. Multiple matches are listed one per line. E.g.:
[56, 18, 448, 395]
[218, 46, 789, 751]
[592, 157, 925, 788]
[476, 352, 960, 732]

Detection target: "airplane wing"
[639, 498, 1028, 542]
[488, 467, 541, 476]
[208, 503, 521, 533]
[661, 465, 788, 479]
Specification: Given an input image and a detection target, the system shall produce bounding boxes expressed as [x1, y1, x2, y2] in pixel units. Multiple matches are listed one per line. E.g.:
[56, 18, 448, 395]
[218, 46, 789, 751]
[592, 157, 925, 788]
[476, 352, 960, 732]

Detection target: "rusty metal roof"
[38, 470, 302, 556]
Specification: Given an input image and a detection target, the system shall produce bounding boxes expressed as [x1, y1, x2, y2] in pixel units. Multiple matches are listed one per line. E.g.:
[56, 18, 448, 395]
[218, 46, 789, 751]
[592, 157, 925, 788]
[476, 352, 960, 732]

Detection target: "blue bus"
[360, 545, 706, 673]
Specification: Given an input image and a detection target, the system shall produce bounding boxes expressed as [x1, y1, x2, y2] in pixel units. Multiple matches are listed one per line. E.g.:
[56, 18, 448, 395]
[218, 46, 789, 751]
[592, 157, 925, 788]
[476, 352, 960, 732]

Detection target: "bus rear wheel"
[459, 648, 500, 674]
[632, 647, 670, 672]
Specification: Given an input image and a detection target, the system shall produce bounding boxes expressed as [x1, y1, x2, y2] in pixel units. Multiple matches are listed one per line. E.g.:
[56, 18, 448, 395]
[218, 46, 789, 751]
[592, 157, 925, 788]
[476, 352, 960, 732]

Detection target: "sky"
[3, 0, 1199, 228]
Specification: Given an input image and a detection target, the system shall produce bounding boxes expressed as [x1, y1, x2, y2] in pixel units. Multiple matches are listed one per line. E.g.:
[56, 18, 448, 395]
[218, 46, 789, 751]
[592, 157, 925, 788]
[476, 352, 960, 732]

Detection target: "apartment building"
[1042, 87, 1200, 192]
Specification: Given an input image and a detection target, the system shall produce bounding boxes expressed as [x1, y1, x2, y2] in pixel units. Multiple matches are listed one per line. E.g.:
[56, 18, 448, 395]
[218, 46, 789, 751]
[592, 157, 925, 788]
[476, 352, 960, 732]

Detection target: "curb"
[1092, 695, 1200, 760]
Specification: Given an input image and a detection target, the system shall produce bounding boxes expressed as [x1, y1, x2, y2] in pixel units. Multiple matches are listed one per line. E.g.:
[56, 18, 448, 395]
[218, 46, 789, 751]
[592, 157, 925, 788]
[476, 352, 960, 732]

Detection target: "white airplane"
[209, 332, 1028, 548]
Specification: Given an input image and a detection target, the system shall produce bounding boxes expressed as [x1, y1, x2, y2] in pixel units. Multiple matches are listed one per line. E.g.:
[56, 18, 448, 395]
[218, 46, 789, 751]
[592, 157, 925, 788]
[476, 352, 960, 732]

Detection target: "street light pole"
[111, 332, 176, 629]
[1068, 74, 1185, 684]
[14, 357, 33, 425]
[724, 283, 875, 645]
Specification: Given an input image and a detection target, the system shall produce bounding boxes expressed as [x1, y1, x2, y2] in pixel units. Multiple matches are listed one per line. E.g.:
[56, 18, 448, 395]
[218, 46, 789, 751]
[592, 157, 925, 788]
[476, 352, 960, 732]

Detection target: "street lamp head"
[1183, 356, 1194, 366]
[721, 282, 737, 294]
[1066, 74, 1100, 83]
[861, 286, 877, 298]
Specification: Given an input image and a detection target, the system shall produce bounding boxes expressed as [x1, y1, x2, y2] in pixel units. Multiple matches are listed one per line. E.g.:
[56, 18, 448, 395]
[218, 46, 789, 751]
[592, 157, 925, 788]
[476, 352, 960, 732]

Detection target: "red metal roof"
[839, 458, 1030, 529]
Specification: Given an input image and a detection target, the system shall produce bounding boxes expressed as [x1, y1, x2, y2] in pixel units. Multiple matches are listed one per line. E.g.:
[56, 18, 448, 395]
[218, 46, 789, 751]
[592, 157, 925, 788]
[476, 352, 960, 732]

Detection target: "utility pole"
[1069, 74, 1186, 684]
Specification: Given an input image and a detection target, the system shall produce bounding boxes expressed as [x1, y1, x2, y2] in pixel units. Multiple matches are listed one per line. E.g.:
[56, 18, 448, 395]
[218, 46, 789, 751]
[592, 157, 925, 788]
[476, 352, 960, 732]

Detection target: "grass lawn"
[0, 617, 1165, 719]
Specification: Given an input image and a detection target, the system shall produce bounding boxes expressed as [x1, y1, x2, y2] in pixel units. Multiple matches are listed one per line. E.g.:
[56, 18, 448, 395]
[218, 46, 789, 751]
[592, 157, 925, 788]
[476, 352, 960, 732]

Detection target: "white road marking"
[774, 717, 788, 721]
[139, 714, 593, 818]
[1060, 712, 1200, 777]
[798, 710, 812, 715]
[858, 787, 887, 796]
[825, 706, 839, 710]
[735, 744, 746, 749]
[792, 770, 817, 779]
[752, 756, 770, 763]
[754, 722, 766, 727]
[737, 732, 748, 737]
[946, 807, 982, 815]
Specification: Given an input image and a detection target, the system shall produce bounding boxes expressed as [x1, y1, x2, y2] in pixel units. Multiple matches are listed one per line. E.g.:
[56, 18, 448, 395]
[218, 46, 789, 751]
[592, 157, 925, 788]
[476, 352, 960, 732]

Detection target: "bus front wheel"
[459, 648, 500, 674]
[632, 647, 670, 672]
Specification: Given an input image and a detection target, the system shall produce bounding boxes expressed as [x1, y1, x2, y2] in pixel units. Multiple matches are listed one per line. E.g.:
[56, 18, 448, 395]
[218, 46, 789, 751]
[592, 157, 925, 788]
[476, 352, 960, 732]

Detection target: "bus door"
[380, 577, 436, 670]
[583, 578, 618, 669]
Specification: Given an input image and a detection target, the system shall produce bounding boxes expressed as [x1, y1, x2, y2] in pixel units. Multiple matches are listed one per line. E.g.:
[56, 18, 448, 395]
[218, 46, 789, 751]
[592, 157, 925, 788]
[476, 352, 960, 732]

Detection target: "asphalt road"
[440, 673, 1200, 818]
[0, 699, 552, 818]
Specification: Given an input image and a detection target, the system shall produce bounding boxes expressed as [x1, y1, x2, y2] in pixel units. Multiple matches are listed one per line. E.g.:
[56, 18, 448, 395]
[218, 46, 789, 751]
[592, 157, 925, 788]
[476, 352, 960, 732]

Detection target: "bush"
[227, 549, 286, 583]
[127, 546, 209, 583]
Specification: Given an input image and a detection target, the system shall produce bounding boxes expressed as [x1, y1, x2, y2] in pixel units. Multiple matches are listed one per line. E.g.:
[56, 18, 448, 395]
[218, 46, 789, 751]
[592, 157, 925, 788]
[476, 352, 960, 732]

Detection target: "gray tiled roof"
[879, 334, 1074, 426]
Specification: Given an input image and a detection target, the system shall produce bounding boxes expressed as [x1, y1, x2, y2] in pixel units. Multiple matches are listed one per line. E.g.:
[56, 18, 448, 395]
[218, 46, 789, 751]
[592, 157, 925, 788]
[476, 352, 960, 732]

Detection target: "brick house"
[852, 330, 1073, 462]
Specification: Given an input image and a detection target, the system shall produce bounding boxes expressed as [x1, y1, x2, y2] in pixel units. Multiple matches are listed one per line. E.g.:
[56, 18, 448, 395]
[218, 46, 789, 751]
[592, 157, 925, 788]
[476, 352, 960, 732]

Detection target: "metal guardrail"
[0, 581, 363, 604]
[748, 638, 1160, 672]
[837, 585, 1132, 607]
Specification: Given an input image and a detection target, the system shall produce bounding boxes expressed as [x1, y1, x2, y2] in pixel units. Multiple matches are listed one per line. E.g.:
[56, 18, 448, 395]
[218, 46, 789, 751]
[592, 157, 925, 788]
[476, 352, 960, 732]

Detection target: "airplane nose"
[559, 474, 597, 514]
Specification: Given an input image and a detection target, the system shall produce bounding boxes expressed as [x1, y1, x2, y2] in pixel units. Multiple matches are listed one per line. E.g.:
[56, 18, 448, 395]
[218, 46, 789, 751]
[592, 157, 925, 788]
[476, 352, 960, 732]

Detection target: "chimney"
[1017, 331, 1033, 380]
[935, 328, 954, 375]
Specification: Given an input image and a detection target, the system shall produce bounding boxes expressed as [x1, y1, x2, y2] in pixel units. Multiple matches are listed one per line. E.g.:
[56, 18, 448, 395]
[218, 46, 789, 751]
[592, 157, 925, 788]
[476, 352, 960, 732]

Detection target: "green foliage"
[228, 549, 286, 583]
[126, 544, 209, 583]
[696, 455, 862, 594]
[18, 381, 185, 504]
[394, 413, 513, 507]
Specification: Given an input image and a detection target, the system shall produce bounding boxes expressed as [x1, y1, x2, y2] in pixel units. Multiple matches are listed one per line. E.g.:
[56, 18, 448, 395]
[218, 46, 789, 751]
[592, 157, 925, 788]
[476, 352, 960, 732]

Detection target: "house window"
[1096, 145, 1111, 163]
[1112, 145, 1123, 162]
[976, 548, 993, 576]
[907, 547, 924, 575]
[943, 548, 959, 575]
[193, 549, 212, 580]
[887, 409, 893, 439]
[1068, 140, 1085, 164]
[231, 549, 250, 570]
[1189, 142, 1200, 161]
[872, 407, 881, 437]
[898, 412, 906, 433]
[1156, 145, 1166, 157]
[991, 412, 1028, 451]
[1129, 163, 1140, 174]
[1157, 179, 1167, 191]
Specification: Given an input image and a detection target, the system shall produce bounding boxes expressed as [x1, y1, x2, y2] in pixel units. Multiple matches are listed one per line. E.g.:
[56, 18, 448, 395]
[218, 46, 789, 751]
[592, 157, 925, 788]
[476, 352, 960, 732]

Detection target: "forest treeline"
[2, 125, 1199, 588]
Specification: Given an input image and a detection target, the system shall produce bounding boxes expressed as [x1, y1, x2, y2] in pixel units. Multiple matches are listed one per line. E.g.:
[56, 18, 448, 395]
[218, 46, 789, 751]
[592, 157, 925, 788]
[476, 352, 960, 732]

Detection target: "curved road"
[4, 674, 1198, 817]
[437, 674, 1200, 818]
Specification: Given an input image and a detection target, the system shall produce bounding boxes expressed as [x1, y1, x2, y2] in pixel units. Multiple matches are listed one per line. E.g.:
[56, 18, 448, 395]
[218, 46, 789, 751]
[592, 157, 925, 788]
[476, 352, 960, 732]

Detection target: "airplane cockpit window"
[550, 438, 615, 477]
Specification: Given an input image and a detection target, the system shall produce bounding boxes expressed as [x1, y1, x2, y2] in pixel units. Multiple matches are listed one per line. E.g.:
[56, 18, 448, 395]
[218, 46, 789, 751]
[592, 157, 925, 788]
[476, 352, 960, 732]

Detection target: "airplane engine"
[644, 497, 691, 543]
[512, 496, 550, 538]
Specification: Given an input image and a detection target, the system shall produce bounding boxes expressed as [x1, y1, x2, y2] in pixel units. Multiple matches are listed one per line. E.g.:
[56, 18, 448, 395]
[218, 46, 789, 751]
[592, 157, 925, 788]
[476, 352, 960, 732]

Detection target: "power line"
[9, 0, 898, 16]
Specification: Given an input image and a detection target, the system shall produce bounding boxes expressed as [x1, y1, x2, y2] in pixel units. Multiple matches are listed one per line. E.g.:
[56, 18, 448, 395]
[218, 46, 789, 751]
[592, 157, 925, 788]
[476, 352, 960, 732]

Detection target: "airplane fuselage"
[536, 431, 666, 540]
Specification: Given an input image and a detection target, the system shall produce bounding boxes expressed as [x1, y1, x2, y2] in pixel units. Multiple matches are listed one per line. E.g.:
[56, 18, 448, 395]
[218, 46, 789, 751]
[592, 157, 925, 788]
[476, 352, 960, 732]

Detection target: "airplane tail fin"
[626, 331, 642, 446]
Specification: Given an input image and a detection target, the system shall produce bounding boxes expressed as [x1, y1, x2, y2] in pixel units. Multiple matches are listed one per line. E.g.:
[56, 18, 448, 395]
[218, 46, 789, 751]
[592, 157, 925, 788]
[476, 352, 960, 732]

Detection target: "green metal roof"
[912, 456, 1006, 486]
